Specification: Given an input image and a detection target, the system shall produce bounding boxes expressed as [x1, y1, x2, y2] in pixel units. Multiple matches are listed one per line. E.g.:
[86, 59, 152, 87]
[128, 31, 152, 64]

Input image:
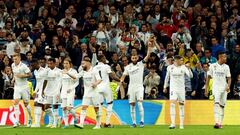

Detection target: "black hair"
[48, 57, 56, 63]
[174, 55, 182, 60]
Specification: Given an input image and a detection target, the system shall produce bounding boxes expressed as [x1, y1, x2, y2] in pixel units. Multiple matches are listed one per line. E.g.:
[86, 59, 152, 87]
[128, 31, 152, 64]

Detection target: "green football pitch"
[0, 125, 239, 135]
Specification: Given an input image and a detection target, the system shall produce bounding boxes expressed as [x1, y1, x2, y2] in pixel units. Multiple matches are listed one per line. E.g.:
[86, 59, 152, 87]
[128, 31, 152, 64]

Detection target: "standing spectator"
[200, 48, 217, 64]
[210, 37, 225, 58]
[171, 25, 192, 49]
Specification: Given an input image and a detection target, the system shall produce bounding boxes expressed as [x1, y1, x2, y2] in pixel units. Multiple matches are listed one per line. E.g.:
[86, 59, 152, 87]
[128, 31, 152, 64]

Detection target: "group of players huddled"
[11, 48, 231, 129]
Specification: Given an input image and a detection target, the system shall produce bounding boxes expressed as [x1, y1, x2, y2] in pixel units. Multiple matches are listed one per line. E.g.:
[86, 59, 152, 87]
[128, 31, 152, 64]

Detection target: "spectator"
[144, 64, 160, 99]
[210, 36, 225, 58]
[200, 48, 217, 64]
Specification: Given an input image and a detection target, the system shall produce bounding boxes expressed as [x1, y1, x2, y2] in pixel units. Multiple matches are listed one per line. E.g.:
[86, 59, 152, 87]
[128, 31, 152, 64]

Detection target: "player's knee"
[82, 106, 88, 110]
[179, 102, 184, 106]
[220, 104, 225, 108]
[53, 105, 58, 109]
[23, 102, 29, 107]
[67, 107, 72, 110]
[130, 103, 135, 106]
[13, 99, 19, 105]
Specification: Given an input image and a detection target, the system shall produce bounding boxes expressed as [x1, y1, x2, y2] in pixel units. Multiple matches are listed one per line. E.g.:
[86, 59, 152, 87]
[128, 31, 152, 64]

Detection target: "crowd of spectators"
[0, 0, 240, 100]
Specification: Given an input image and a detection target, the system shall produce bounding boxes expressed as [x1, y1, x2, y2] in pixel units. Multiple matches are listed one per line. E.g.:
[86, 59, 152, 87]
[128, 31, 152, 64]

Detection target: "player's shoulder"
[167, 64, 174, 70]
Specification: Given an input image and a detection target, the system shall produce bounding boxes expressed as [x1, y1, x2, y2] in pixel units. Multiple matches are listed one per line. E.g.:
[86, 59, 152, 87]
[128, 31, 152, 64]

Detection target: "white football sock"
[34, 106, 42, 125]
[170, 103, 176, 126]
[138, 102, 144, 123]
[106, 103, 113, 125]
[45, 108, 53, 125]
[80, 110, 86, 126]
[69, 109, 77, 119]
[96, 109, 101, 127]
[63, 109, 69, 126]
[214, 103, 219, 124]
[26, 105, 32, 120]
[219, 106, 224, 125]
[53, 109, 59, 126]
[14, 104, 20, 123]
[179, 104, 184, 127]
[130, 105, 136, 124]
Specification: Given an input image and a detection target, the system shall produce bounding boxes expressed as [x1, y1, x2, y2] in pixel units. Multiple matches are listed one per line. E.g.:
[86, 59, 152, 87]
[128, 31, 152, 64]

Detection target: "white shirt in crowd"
[138, 32, 151, 44]
[78, 67, 102, 97]
[6, 41, 17, 58]
[208, 62, 231, 93]
[44, 67, 62, 96]
[93, 62, 112, 91]
[12, 62, 31, 90]
[61, 68, 79, 98]
[164, 64, 193, 92]
[123, 61, 145, 88]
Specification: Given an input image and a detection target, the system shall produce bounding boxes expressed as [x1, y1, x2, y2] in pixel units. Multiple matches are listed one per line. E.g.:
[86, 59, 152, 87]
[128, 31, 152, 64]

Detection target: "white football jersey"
[12, 62, 31, 90]
[61, 68, 79, 98]
[78, 67, 102, 97]
[93, 62, 112, 89]
[123, 61, 145, 87]
[164, 64, 192, 92]
[208, 62, 231, 92]
[44, 67, 62, 96]
[34, 66, 47, 95]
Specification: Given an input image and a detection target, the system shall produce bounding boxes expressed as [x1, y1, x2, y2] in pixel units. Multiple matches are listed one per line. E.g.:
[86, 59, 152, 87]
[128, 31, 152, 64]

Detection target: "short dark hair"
[31, 58, 38, 64]
[174, 55, 182, 60]
[205, 48, 212, 53]
[97, 54, 105, 62]
[217, 51, 226, 59]
[48, 57, 56, 63]
[83, 56, 91, 62]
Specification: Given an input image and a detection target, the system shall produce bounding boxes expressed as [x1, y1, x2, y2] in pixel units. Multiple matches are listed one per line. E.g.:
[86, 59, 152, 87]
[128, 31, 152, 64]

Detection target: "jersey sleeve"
[94, 69, 102, 81]
[23, 64, 31, 73]
[106, 65, 112, 74]
[207, 64, 213, 77]
[163, 66, 171, 88]
[123, 66, 129, 76]
[226, 65, 231, 78]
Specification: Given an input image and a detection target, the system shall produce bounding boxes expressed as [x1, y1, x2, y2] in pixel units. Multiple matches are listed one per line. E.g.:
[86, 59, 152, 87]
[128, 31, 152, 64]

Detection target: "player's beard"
[132, 61, 137, 65]
[83, 66, 87, 71]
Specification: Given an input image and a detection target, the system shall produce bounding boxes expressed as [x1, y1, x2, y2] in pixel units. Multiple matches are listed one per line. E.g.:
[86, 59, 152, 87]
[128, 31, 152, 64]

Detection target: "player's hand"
[191, 90, 196, 97]
[92, 83, 98, 88]
[67, 89, 71, 94]
[33, 92, 36, 99]
[163, 88, 167, 93]
[204, 88, 208, 97]
[226, 86, 230, 93]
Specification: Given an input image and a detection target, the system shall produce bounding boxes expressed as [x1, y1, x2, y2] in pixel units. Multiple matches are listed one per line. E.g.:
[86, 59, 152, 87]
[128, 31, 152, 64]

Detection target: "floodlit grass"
[0, 125, 239, 135]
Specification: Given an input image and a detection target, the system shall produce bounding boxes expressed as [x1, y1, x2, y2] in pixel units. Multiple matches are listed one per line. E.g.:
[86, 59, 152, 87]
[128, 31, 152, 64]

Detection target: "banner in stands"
[1, 100, 240, 126]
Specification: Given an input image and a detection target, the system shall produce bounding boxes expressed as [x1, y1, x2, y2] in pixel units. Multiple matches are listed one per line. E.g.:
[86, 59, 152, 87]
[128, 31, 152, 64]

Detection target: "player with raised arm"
[43, 58, 62, 128]
[205, 51, 231, 129]
[74, 56, 102, 129]
[31, 59, 47, 128]
[93, 55, 120, 128]
[163, 55, 193, 129]
[119, 47, 151, 128]
[61, 58, 79, 128]
[11, 53, 33, 128]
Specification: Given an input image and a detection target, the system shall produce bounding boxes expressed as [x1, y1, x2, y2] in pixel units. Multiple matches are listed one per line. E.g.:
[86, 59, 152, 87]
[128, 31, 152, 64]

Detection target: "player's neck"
[217, 61, 224, 65]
